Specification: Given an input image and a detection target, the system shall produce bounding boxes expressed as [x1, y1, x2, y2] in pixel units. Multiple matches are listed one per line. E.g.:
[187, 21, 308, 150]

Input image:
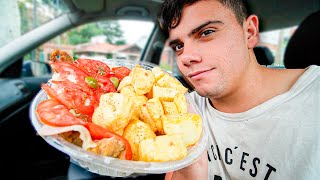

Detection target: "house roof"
[74, 42, 135, 54]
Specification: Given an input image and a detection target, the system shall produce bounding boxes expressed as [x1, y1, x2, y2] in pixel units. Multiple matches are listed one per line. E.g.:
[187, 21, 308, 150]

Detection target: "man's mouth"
[187, 68, 214, 79]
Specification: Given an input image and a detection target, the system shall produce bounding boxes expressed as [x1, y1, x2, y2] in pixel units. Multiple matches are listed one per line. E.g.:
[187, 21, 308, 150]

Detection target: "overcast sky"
[119, 20, 154, 44]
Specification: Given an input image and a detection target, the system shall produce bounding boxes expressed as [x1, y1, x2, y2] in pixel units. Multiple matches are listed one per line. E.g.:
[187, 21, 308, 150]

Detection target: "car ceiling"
[65, 0, 320, 32]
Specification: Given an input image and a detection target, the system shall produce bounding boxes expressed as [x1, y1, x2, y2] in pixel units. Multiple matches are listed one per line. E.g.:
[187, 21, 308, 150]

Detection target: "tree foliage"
[67, 21, 126, 45]
[99, 22, 126, 45]
[18, 0, 126, 45]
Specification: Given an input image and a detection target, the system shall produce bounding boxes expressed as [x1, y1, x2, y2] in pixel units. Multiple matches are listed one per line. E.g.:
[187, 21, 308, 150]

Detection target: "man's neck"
[209, 66, 305, 113]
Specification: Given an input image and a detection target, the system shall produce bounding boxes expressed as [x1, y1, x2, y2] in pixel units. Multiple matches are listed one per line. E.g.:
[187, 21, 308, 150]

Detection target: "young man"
[158, 0, 320, 179]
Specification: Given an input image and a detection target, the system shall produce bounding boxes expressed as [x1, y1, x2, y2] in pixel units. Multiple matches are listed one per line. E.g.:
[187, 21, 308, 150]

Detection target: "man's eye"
[200, 29, 215, 37]
[172, 44, 184, 52]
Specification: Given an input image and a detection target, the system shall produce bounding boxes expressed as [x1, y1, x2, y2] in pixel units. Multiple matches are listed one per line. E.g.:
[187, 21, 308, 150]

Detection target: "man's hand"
[165, 150, 208, 180]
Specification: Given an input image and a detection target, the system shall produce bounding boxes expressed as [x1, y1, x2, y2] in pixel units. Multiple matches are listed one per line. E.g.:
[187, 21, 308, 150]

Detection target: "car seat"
[254, 46, 274, 66]
[284, 11, 320, 68]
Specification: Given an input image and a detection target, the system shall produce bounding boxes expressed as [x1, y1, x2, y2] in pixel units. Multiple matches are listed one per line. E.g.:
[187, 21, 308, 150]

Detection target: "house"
[74, 42, 142, 61]
[42, 42, 142, 62]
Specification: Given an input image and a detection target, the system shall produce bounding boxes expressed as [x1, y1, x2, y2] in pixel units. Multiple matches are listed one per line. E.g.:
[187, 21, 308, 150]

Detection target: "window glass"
[0, 0, 68, 47]
[258, 26, 297, 66]
[22, 20, 154, 77]
[159, 42, 180, 76]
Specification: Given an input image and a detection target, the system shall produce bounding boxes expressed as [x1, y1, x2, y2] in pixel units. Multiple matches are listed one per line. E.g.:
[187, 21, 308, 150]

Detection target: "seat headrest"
[254, 46, 274, 66]
[284, 11, 320, 69]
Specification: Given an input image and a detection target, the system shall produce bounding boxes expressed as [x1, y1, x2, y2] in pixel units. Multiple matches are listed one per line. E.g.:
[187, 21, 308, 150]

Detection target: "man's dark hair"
[158, 0, 250, 37]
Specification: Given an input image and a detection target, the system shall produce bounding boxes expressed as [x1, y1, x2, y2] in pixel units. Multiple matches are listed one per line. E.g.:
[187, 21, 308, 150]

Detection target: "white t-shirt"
[190, 65, 320, 180]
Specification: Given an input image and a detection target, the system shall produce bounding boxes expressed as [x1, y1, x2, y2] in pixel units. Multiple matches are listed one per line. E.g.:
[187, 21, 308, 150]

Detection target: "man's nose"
[179, 46, 201, 66]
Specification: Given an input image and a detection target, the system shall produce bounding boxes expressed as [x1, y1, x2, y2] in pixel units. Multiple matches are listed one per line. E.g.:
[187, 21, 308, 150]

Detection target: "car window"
[257, 26, 297, 66]
[159, 26, 297, 74]
[22, 19, 154, 77]
[0, 0, 68, 48]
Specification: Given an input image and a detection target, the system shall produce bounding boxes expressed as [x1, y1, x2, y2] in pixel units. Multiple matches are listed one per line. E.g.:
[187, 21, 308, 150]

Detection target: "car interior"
[284, 10, 320, 69]
[0, 0, 319, 179]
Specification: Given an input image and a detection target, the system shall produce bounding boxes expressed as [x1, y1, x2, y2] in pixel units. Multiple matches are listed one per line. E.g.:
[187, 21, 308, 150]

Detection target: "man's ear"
[245, 15, 259, 49]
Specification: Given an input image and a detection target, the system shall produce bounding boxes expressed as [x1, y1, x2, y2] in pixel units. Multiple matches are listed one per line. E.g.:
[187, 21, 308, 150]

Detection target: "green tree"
[67, 23, 103, 44]
[67, 21, 126, 45]
[18, 1, 32, 34]
[98, 22, 126, 45]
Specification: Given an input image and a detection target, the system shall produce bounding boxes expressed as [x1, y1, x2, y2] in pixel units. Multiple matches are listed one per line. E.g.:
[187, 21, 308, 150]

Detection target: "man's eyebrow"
[168, 20, 223, 46]
[189, 20, 223, 36]
[169, 39, 180, 47]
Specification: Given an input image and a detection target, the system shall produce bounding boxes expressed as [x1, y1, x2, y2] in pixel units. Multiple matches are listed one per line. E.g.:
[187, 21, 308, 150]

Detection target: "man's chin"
[194, 88, 210, 98]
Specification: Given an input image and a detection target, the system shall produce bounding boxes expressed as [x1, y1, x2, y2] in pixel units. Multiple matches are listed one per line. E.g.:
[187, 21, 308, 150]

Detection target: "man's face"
[168, 0, 251, 99]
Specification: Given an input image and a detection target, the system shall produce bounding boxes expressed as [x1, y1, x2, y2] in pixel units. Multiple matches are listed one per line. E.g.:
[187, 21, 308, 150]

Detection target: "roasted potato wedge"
[139, 134, 187, 162]
[139, 105, 157, 132]
[153, 85, 179, 101]
[146, 98, 164, 134]
[156, 74, 188, 94]
[117, 76, 132, 91]
[129, 95, 148, 119]
[161, 101, 179, 115]
[162, 113, 202, 147]
[131, 66, 155, 95]
[119, 85, 136, 97]
[174, 93, 188, 113]
[123, 119, 156, 161]
[92, 93, 134, 132]
[151, 66, 165, 81]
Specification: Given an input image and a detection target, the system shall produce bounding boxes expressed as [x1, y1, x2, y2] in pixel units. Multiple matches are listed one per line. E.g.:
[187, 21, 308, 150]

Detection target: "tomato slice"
[36, 100, 132, 160]
[112, 66, 131, 81]
[36, 99, 86, 127]
[86, 123, 133, 160]
[50, 61, 90, 89]
[89, 78, 116, 102]
[75, 59, 111, 83]
[101, 78, 117, 92]
[42, 82, 97, 117]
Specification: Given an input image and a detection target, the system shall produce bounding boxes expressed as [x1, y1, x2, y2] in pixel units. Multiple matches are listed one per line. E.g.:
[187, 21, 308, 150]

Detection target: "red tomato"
[95, 80, 117, 102]
[75, 59, 111, 83]
[42, 82, 97, 117]
[50, 61, 90, 89]
[112, 66, 131, 81]
[36, 99, 86, 127]
[86, 123, 133, 160]
[101, 78, 117, 92]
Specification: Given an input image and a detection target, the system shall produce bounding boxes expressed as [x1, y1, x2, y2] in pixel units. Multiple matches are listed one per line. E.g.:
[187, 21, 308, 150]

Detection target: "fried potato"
[162, 113, 202, 147]
[119, 85, 136, 97]
[129, 65, 142, 77]
[131, 95, 148, 105]
[153, 85, 179, 101]
[123, 119, 156, 160]
[161, 101, 179, 115]
[145, 87, 153, 99]
[151, 66, 165, 81]
[117, 76, 132, 91]
[131, 66, 155, 95]
[92, 93, 134, 132]
[139, 105, 157, 132]
[156, 74, 188, 94]
[146, 98, 164, 118]
[174, 93, 188, 113]
[146, 98, 165, 134]
[129, 95, 148, 119]
[139, 134, 187, 162]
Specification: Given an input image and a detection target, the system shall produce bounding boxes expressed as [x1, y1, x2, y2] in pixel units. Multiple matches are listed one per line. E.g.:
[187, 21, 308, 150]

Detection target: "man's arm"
[165, 150, 208, 180]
